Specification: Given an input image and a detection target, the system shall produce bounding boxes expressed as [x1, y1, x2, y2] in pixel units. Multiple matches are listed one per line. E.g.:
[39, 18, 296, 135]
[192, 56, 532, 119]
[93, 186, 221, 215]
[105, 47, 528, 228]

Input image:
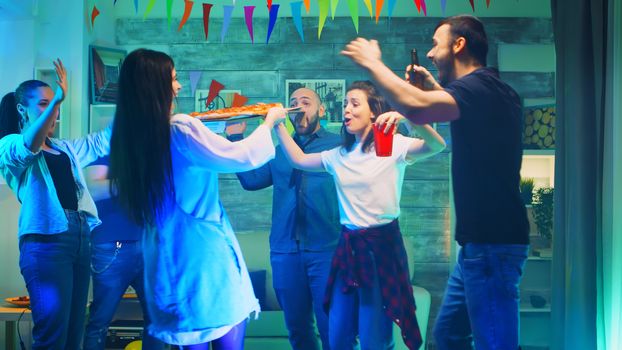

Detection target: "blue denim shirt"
[0, 126, 112, 237]
[230, 128, 342, 253]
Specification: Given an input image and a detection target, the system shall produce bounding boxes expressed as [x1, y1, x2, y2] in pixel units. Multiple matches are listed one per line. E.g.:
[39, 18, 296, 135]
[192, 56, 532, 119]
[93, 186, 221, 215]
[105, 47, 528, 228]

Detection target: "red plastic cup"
[373, 123, 395, 157]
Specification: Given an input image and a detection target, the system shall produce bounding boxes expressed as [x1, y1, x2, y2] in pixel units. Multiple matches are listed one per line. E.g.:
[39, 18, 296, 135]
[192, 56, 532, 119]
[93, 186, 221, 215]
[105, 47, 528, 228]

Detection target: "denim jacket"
[0, 126, 112, 237]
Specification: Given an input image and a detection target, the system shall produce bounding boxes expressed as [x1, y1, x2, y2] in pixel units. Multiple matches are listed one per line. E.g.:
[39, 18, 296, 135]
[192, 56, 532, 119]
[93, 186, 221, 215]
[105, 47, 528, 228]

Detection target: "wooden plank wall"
[116, 16, 554, 348]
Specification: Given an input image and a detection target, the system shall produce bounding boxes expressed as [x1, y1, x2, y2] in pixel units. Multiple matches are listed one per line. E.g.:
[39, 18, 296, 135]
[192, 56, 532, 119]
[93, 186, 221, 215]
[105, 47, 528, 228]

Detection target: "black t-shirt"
[43, 150, 78, 211]
[444, 67, 529, 245]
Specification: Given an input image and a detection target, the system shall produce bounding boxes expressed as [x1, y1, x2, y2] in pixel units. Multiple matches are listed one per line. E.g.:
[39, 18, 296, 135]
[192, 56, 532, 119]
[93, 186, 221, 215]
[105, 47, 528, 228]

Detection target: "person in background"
[0, 60, 111, 349]
[83, 156, 164, 350]
[225, 87, 341, 350]
[108, 48, 286, 350]
[341, 15, 530, 350]
[275, 80, 446, 350]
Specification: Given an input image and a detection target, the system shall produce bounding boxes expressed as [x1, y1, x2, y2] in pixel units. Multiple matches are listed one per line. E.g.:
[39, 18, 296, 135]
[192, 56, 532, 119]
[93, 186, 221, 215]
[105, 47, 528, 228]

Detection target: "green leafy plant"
[519, 177, 535, 205]
[532, 187, 554, 240]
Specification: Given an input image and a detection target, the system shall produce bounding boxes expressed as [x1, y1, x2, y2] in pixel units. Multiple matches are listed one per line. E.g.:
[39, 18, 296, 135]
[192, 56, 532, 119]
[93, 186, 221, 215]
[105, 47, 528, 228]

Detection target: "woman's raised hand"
[53, 59, 68, 102]
[375, 111, 404, 134]
[264, 106, 287, 129]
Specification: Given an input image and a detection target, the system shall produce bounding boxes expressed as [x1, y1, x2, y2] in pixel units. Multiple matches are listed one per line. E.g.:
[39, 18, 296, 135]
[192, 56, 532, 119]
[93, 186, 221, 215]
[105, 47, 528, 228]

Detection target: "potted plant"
[532, 187, 554, 251]
[519, 177, 535, 205]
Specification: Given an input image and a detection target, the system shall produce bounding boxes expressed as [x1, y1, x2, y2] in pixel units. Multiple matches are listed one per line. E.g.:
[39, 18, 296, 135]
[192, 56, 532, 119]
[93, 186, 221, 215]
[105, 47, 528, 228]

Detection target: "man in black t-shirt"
[342, 15, 529, 350]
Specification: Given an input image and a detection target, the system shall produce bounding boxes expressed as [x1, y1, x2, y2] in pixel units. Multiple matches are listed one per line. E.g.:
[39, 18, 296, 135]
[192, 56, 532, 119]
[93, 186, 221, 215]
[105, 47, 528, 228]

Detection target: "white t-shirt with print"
[320, 134, 416, 230]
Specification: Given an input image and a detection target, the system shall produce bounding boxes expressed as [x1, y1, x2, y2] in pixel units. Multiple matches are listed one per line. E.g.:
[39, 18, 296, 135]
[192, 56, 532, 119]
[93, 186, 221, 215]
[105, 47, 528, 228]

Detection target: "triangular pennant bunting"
[144, 0, 156, 18]
[134, 0, 139, 14]
[221, 5, 234, 42]
[91, 6, 100, 27]
[421, 0, 427, 16]
[414, 0, 421, 12]
[267, 0, 272, 10]
[318, 0, 329, 39]
[363, 0, 373, 17]
[486, 0, 491, 7]
[203, 3, 213, 39]
[167, 0, 174, 28]
[375, 0, 384, 23]
[178, 0, 194, 31]
[469, 0, 475, 11]
[440, 0, 446, 15]
[206, 80, 225, 108]
[244, 6, 256, 43]
[330, 0, 339, 19]
[189, 71, 202, 96]
[304, 0, 311, 13]
[231, 93, 249, 107]
[388, 0, 396, 19]
[347, 0, 359, 33]
[290, 1, 305, 42]
[266, 4, 280, 44]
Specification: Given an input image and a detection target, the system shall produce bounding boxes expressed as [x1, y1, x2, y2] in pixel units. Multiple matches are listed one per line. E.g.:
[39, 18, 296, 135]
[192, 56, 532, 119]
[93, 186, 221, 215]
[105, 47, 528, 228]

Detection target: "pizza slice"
[190, 102, 283, 120]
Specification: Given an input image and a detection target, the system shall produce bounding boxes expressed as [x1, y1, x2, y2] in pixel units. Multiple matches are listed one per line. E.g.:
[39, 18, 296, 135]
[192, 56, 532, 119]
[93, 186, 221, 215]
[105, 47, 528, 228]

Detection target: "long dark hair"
[436, 15, 488, 66]
[341, 80, 389, 153]
[0, 80, 49, 139]
[109, 49, 176, 227]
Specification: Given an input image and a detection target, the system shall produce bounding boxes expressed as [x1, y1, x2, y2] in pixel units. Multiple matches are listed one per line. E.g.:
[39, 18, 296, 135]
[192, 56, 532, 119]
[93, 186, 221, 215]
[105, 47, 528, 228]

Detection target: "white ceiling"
[0, 0, 37, 20]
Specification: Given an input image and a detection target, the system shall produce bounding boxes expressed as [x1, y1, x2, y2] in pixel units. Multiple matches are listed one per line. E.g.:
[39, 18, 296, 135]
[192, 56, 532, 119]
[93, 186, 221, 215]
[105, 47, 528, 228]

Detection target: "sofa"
[236, 231, 431, 350]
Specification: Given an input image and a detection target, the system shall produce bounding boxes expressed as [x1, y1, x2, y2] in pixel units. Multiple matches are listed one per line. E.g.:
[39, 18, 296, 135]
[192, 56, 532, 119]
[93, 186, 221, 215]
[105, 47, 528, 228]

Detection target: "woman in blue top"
[108, 49, 285, 349]
[0, 60, 112, 349]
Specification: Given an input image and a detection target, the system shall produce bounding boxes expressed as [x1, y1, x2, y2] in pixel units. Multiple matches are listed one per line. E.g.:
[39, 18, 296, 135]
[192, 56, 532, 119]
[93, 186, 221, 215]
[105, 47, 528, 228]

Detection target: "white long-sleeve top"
[144, 114, 275, 345]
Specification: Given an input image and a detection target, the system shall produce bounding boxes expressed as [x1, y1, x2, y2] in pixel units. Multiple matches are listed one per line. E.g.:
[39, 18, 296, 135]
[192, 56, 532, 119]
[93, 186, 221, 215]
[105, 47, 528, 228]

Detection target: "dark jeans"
[327, 253, 394, 350]
[19, 210, 91, 350]
[83, 240, 164, 350]
[434, 243, 529, 350]
[271, 250, 334, 350]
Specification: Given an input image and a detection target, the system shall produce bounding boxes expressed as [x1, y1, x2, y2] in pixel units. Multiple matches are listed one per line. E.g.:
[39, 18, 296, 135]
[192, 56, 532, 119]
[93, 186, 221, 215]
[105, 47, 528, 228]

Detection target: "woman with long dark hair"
[108, 48, 285, 349]
[275, 80, 446, 350]
[0, 60, 112, 349]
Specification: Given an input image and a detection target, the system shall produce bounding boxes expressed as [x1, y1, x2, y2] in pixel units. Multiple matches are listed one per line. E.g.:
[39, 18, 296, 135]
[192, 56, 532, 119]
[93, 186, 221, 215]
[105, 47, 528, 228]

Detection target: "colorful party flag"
[167, 0, 174, 28]
[388, 0, 396, 19]
[375, 0, 384, 23]
[203, 3, 213, 39]
[178, 0, 194, 31]
[206, 80, 225, 108]
[267, 0, 272, 10]
[486, 0, 491, 7]
[440, 0, 446, 15]
[421, 0, 427, 15]
[347, 0, 359, 32]
[363, 0, 373, 17]
[469, 0, 475, 11]
[91, 6, 100, 27]
[318, 0, 329, 39]
[330, 0, 339, 19]
[290, 2, 305, 42]
[144, 0, 156, 19]
[304, 0, 310, 12]
[414, 0, 421, 12]
[134, 0, 139, 14]
[244, 6, 255, 43]
[231, 93, 249, 107]
[266, 4, 280, 44]
[189, 71, 202, 96]
[221, 5, 234, 42]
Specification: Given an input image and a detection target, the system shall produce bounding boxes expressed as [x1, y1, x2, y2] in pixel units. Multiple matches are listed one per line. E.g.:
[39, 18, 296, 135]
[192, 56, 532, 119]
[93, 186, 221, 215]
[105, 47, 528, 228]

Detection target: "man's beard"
[435, 52, 455, 87]
[294, 113, 320, 136]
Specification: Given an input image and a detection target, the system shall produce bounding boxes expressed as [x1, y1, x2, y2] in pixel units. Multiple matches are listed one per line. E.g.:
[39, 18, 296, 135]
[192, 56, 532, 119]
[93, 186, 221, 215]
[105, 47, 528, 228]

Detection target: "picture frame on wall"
[523, 103, 556, 149]
[89, 45, 126, 104]
[285, 79, 345, 124]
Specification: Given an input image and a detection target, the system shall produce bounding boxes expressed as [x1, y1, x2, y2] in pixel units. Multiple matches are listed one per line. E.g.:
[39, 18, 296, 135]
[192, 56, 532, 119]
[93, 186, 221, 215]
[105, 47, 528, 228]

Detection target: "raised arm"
[23, 59, 67, 152]
[341, 38, 459, 124]
[274, 123, 325, 172]
[376, 111, 446, 161]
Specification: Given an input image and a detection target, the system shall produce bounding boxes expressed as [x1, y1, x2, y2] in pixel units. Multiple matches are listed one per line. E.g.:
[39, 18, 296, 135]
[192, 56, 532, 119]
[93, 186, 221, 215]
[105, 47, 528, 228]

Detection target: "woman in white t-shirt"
[275, 80, 446, 350]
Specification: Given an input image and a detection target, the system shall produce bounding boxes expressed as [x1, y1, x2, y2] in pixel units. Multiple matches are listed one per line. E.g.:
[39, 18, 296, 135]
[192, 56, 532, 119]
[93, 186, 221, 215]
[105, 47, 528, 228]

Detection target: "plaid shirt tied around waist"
[323, 220, 422, 350]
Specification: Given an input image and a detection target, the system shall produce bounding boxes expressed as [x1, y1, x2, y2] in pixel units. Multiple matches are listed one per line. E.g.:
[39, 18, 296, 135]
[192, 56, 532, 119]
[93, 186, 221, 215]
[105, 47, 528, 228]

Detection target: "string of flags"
[90, 0, 493, 41]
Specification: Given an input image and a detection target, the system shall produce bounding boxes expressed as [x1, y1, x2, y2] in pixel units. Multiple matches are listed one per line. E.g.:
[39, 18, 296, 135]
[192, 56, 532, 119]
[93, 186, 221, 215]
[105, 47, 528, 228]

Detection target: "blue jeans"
[434, 243, 529, 350]
[271, 251, 334, 350]
[19, 210, 91, 350]
[328, 253, 394, 350]
[83, 240, 164, 350]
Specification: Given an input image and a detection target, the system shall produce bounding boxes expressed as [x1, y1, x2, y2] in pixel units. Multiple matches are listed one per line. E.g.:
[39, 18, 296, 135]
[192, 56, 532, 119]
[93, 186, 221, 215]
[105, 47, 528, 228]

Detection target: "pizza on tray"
[190, 102, 283, 121]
